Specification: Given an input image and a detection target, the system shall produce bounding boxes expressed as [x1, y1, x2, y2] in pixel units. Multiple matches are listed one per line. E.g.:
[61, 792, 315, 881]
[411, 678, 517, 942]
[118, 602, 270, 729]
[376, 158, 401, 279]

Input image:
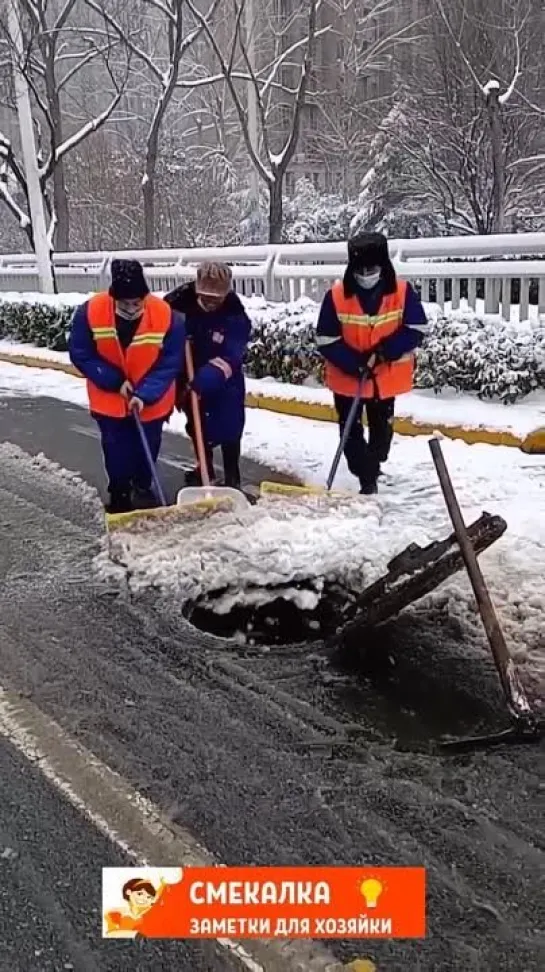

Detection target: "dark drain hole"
[182, 583, 353, 646]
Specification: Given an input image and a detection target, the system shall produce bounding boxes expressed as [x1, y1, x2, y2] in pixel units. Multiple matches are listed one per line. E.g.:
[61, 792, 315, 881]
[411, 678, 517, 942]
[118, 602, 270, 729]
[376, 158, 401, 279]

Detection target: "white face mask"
[116, 302, 143, 321]
[355, 270, 381, 290]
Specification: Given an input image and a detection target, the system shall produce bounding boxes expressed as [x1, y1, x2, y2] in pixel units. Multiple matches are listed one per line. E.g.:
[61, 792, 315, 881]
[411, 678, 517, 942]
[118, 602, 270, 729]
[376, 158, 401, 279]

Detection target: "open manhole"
[182, 582, 350, 646]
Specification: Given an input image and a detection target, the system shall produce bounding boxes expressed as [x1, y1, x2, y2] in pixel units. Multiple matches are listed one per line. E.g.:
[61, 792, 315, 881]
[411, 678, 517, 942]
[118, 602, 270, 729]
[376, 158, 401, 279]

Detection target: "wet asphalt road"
[0, 395, 543, 971]
[0, 736, 245, 972]
[0, 394, 296, 503]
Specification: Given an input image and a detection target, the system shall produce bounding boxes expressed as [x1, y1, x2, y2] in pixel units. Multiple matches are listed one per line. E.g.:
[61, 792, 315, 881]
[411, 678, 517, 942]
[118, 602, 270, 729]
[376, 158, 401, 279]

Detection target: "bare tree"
[430, 0, 544, 232]
[0, 0, 132, 249]
[66, 130, 144, 249]
[358, 0, 545, 235]
[86, 0, 223, 247]
[306, 0, 425, 198]
[185, 0, 326, 243]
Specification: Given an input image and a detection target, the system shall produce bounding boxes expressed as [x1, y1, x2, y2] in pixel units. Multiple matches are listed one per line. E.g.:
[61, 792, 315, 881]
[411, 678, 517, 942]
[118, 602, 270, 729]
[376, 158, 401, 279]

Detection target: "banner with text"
[102, 866, 426, 939]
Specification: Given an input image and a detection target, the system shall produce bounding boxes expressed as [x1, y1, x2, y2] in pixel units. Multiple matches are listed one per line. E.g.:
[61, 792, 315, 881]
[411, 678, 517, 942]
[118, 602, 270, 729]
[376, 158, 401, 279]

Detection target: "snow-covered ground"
[0, 291, 86, 308]
[0, 356, 543, 701]
[1, 338, 544, 437]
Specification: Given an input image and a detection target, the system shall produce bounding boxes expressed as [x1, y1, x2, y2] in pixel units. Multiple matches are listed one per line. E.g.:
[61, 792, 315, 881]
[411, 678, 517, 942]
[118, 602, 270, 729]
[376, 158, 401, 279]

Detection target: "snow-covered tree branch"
[87, 0, 232, 246]
[0, 0, 132, 248]
[430, 0, 543, 232]
[355, 0, 544, 236]
[306, 0, 425, 198]
[185, 0, 322, 242]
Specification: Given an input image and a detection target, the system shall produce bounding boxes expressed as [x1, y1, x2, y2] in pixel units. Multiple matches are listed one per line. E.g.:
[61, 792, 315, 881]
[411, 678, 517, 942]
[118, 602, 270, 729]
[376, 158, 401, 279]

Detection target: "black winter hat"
[348, 231, 390, 270]
[345, 230, 397, 296]
[109, 259, 150, 300]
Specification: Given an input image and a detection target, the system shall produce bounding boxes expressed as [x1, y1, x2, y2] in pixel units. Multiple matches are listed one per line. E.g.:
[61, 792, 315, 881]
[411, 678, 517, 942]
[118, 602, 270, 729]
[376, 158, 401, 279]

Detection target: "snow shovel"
[106, 410, 196, 533]
[259, 368, 370, 500]
[175, 341, 250, 514]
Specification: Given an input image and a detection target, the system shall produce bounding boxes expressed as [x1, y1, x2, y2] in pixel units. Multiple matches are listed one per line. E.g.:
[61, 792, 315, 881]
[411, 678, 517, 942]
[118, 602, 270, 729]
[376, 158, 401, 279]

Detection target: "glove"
[190, 364, 224, 397]
[360, 346, 386, 372]
[358, 352, 377, 375]
[120, 379, 133, 399]
[128, 395, 144, 413]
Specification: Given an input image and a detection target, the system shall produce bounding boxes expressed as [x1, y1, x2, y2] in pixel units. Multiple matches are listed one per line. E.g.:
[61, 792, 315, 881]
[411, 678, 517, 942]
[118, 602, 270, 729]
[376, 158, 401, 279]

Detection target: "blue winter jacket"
[164, 282, 252, 445]
[316, 277, 429, 385]
[68, 297, 185, 417]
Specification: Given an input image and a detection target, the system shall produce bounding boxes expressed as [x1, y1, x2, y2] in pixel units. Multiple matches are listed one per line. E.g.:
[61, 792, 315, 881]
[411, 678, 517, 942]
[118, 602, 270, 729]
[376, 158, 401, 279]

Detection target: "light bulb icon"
[360, 878, 383, 909]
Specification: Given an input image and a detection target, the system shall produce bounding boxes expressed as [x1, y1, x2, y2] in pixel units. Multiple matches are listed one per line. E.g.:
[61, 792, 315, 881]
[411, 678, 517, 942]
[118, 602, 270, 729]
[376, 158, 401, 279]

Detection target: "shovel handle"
[326, 370, 368, 491]
[133, 409, 168, 507]
[185, 340, 211, 488]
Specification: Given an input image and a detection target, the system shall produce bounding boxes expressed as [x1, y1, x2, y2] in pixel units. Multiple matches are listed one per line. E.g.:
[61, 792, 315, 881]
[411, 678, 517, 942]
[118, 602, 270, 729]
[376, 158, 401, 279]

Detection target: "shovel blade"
[105, 503, 195, 533]
[259, 481, 356, 501]
[176, 485, 251, 514]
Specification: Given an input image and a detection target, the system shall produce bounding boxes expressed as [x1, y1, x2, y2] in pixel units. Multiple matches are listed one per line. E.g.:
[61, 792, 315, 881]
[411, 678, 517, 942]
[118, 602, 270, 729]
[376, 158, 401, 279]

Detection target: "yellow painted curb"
[246, 391, 545, 454]
[0, 351, 544, 454]
[0, 351, 80, 377]
[344, 961, 377, 972]
[522, 427, 545, 453]
[246, 392, 335, 424]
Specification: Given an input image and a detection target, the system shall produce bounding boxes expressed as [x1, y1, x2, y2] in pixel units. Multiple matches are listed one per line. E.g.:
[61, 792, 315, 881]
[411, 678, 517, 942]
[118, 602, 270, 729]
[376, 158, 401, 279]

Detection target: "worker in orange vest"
[68, 259, 185, 513]
[316, 232, 428, 494]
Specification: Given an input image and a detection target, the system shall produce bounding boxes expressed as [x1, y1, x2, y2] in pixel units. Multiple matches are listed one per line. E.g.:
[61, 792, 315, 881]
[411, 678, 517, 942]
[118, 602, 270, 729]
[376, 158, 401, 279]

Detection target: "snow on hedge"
[243, 295, 545, 404]
[0, 291, 544, 403]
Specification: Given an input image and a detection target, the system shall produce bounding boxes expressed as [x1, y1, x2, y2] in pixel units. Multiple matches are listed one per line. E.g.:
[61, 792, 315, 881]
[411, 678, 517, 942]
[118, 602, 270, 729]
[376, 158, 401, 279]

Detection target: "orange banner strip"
[102, 866, 426, 940]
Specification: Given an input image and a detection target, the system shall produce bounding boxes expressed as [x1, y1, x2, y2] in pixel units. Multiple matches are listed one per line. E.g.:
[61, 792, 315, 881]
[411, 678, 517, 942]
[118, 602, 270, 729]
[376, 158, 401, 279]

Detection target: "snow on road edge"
[0, 335, 545, 437]
[0, 358, 543, 698]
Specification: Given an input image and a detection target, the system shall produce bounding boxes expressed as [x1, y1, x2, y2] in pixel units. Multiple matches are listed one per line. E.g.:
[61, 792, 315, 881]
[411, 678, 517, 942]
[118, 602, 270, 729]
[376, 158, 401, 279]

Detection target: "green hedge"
[0, 299, 73, 352]
[0, 295, 543, 404]
[244, 297, 545, 404]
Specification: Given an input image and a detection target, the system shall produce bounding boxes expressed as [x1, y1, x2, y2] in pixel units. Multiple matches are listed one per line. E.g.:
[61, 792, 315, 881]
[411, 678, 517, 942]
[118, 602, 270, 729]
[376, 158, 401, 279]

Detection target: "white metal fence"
[1, 232, 545, 321]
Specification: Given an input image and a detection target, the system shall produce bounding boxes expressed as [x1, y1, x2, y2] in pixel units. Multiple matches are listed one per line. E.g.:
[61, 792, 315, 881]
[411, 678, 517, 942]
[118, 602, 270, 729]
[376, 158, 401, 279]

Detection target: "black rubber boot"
[221, 441, 242, 489]
[105, 490, 132, 514]
[359, 481, 378, 496]
[131, 486, 158, 510]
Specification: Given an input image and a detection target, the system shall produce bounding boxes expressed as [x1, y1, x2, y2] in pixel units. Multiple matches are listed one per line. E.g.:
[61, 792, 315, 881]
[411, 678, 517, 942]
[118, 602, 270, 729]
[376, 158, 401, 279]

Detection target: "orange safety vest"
[325, 279, 414, 399]
[86, 292, 176, 420]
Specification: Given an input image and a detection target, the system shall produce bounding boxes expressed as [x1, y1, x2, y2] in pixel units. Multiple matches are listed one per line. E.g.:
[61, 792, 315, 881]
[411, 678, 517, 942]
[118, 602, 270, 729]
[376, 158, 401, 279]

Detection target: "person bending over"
[68, 259, 185, 513]
[165, 262, 251, 492]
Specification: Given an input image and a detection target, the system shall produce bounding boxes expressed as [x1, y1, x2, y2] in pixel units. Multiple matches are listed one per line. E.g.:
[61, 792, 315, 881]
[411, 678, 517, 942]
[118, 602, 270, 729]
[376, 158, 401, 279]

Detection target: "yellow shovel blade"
[259, 480, 355, 500]
[105, 503, 191, 533]
[105, 496, 237, 534]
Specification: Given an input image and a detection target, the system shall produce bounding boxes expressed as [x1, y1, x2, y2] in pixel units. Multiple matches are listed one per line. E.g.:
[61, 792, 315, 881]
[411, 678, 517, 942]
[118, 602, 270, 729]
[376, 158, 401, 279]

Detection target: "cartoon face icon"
[123, 879, 157, 917]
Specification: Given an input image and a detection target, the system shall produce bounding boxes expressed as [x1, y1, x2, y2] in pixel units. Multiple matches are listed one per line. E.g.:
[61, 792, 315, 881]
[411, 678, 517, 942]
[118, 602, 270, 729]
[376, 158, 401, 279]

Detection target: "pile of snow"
[0, 351, 542, 698]
[240, 411, 545, 697]
[0, 441, 102, 527]
[97, 492, 415, 615]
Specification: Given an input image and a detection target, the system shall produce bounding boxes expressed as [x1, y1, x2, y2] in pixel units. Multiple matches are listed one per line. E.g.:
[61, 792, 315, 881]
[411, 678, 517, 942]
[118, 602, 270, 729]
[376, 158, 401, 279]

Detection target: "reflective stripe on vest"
[86, 292, 176, 420]
[325, 279, 414, 399]
[336, 309, 403, 335]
